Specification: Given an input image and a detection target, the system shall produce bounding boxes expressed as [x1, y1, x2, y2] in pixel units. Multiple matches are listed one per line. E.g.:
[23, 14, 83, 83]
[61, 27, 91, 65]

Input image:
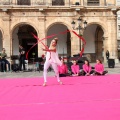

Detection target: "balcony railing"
[52, 0, 65, 6]
[17, 0, 31, 5]
[87, 0, 99, 6]
[0, 0, 109, 7]
[0, 0, 48, 6]
[0, 0, 11, 5]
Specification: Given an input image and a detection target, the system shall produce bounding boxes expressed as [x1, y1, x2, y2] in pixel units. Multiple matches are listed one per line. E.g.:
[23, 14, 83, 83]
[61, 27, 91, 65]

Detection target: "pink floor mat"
[0, 75, 120, 120]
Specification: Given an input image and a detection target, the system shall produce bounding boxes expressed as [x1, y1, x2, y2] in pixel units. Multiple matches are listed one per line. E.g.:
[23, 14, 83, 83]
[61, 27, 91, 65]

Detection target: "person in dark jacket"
[106, 50, 110, 60]
[19, 45, 26, 71]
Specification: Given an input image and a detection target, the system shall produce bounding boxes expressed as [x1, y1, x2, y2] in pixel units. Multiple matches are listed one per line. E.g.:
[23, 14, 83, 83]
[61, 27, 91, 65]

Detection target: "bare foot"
[59, 81, 63, 85]
[43, 82, 47, 87]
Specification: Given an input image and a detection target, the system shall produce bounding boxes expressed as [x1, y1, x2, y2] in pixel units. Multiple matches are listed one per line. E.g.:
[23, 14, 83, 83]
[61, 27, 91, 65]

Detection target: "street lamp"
[71, 17, 87, 50]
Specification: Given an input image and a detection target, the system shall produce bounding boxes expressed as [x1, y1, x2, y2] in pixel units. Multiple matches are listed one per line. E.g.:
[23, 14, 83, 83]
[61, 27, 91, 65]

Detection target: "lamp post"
[71, 17, 87, 51]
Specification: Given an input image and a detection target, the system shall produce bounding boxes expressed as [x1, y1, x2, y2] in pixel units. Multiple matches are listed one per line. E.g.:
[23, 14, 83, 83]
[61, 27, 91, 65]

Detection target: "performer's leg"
[43, 60, 51, 83]
[19, 59, 22, 71]
[51, 63, 62, 84]
[23, 59, 25, 70]
[81, 70, 86, 76]
[90, 70, 94, 75]
[5, 59, 10, 71]
[102, 70, 108, 75]
[59, 74, 66, 77]
[94, 71, 101, 75]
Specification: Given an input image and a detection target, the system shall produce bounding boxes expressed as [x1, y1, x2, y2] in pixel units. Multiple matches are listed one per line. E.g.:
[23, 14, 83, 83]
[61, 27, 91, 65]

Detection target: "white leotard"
[46, 51, 62, 66]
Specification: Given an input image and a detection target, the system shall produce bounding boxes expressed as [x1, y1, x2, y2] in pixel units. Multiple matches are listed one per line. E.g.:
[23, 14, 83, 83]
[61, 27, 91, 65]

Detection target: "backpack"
[12, 64, 19, 72]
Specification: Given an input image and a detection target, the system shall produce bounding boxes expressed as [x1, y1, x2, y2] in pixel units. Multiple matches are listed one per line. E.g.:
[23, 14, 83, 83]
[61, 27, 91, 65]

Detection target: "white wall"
[47, 24, 68, 54]
[83, 24, 97, 53]
[0, 31, 2, 51]
[12, 27, 19, 55]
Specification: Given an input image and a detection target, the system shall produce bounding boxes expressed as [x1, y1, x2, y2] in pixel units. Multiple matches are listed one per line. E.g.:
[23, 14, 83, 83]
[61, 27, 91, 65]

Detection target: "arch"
[85, 22, 108, 37]
[83, 23, 105, 62]
[47, 23, 71, 57]
[11, 23, 39, 60]
[11, 22, 39, 37]
[46, 19, 72, 34]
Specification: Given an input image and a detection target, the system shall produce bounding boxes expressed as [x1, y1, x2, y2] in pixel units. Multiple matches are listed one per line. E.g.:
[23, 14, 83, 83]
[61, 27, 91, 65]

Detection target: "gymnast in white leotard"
[42, 38, 62, 86]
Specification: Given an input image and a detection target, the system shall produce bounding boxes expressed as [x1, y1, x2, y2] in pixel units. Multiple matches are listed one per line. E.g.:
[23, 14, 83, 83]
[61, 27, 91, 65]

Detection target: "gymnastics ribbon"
[26, 30, 86, 60]
[72, 31, 86, 57]
[26, 30, 70, 59]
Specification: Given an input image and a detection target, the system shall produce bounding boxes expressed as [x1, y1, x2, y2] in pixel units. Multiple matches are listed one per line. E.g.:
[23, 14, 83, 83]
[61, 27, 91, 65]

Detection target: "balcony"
[0, 0, 11, 5]
[0, 0, 67, 6]
[87, 0, 99, 6]
[0, 0, 113, 8]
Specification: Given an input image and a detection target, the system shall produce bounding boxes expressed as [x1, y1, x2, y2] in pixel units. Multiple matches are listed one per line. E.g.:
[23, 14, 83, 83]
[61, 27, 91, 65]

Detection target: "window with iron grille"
[17, 0, 31, 5]
[52, 0, 65, 6]
[87, 0, 99, 6]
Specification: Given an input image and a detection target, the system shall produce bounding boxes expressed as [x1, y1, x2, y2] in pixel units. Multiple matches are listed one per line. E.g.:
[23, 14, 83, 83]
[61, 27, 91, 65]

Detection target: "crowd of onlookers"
[58, 59, 108, 77]
[0, 45, 26, 72]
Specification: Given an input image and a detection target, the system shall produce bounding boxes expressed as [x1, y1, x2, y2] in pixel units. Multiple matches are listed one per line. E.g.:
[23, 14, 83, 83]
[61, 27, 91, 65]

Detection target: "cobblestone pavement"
[0, 63, 120, 78]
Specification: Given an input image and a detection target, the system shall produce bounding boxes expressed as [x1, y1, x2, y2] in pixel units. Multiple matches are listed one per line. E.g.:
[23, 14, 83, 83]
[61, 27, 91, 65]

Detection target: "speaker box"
[108, 59, 115, 68]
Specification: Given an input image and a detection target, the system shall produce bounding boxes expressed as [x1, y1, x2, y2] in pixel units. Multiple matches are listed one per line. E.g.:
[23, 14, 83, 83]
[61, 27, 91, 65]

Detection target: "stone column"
[84, 0, 87, 6]
[47, 0, 51, 5]
[11, 0, 17, 5]
[71, 30, 80, 56]
[37, 17, 46, 57]
[65, 0, 70, 6]
[2, 17, 11, 58]
[107, 17, 119, 63]
[103, 37, 108, 63]
[81, 0, 84, 6]
[100, 0, 105, 6]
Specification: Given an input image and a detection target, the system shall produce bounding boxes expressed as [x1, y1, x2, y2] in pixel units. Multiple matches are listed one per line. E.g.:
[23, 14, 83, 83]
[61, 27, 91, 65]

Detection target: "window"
[118, 25, 120, 30]
[0, 0, 10, 5]
[116, 0, 120, 5]
[87, 0, 99, 6]
[52, 0, 65, 6]
[17, 0, 31, 5]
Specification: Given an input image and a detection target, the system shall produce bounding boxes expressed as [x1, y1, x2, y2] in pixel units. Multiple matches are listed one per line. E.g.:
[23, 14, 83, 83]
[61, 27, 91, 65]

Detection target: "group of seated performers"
[58, 59, 108, 77]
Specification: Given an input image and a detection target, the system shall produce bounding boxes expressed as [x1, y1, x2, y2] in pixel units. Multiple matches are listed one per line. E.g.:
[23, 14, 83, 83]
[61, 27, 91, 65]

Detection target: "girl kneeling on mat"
[94, 59, 108, 75]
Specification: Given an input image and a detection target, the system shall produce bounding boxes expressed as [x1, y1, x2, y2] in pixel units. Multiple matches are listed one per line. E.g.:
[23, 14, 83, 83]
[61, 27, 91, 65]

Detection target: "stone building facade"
[0, 0, 119, 62]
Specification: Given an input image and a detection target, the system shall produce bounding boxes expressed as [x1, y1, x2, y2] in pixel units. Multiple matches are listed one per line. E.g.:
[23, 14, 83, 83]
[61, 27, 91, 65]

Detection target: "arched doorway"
[12, 24, 38, 61]
[47, 23, 71, 57]
[83, 24, 104, 62]
[0, 30, 2, 51]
